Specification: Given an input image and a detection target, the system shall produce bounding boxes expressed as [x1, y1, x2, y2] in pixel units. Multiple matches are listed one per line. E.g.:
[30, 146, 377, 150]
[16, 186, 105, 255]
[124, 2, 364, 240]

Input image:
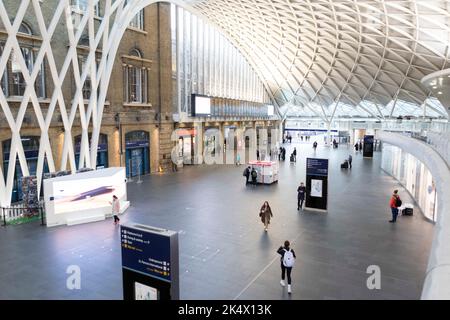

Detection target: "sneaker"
[288, 285, 292, 294]
[280, 280, 285, 287]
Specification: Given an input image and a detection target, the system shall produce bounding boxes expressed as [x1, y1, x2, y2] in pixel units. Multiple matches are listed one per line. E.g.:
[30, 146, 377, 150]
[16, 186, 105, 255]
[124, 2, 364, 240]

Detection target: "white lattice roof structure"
[187, 0, 450, 119]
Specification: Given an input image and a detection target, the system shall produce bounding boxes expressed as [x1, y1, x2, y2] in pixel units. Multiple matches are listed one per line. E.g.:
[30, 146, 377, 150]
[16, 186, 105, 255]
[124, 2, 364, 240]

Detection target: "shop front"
[176, 128, 196, 165]
[125, 131, 150, 178]
[224, 126, 238, 152]
[204, 125, 220, 157]
[381, 143, 438, 221]
[2, 136, 49, 203]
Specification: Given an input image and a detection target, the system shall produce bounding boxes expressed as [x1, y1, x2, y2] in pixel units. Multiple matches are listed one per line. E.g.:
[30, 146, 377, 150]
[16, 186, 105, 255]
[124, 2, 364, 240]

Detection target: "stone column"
[194, 122, 204, 165]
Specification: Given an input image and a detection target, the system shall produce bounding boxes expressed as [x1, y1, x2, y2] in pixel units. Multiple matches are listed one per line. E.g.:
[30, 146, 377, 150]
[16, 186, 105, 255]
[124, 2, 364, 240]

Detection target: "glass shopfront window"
[74, 133, 108, 169]
[381, 143, 438, 222]
[2, 136, 49, 203]
[125, 131, 150, 177]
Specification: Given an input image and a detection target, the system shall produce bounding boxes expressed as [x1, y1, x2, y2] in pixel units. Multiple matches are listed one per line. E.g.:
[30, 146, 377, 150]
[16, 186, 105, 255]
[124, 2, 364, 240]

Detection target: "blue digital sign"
[121, 225, 173, 282]
[306, 158, 329, 176]
[364, 135, 374, 144]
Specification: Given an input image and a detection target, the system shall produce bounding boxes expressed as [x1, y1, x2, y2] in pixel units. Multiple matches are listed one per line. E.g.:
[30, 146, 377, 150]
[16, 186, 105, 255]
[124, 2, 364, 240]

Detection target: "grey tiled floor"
[0, 143, 434, 299]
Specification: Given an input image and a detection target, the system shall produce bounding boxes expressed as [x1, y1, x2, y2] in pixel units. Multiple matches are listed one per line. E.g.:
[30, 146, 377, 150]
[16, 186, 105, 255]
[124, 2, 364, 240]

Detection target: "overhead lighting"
[438, 92, 443, 95]
[433, 86, 437, 89]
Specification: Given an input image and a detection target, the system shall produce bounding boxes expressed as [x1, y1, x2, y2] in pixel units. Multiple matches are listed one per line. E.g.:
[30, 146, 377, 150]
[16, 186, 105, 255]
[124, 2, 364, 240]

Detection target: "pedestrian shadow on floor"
[259, 230, 273, 249]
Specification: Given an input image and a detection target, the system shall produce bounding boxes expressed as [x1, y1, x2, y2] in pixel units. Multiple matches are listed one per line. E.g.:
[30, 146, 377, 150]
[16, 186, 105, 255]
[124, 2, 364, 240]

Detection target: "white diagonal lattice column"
[0, 0, 163, 206]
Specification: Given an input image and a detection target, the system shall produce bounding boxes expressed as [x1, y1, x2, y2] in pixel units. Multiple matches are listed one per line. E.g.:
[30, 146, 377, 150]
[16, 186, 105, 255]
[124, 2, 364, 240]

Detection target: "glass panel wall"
[381, 143, 438, 222]
[170, 4, 271, 117]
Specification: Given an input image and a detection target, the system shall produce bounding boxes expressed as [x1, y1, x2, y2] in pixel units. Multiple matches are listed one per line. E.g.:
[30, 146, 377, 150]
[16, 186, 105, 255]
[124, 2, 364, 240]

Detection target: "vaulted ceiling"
[186, 0, 450, 119]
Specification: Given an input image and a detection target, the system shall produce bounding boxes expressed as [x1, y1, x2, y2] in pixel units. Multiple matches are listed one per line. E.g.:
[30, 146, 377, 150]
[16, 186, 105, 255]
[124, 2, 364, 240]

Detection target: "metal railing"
[1, 201, 46, 226]
[380, 119, 449, 134]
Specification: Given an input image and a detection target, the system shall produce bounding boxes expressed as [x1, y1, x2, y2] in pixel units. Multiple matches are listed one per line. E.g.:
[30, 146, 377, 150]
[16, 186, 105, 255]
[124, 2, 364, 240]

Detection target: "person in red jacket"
[389, 190, 401, 223]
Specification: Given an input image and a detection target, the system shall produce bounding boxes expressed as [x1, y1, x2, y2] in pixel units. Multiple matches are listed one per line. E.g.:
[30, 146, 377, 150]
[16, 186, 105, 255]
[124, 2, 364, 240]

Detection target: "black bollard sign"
[363, 135, 374, 158]
[121, 223, 179, 300]
[305, 158, 329, 212]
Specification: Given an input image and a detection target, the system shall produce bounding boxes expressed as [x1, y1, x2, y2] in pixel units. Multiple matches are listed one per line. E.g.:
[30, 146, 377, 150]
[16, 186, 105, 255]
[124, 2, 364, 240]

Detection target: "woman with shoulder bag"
[259, 201, 273, 231]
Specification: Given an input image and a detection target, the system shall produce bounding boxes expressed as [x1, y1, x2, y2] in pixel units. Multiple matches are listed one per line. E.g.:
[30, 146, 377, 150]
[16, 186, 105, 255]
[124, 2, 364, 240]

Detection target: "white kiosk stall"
[249, 161, 279, 184]
[43, 167, 129, 227]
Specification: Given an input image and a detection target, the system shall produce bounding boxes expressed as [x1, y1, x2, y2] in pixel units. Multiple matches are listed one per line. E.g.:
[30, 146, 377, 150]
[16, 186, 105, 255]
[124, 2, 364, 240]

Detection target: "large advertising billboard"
[52, 177, 126, 215]
[43, 167, 128, 227]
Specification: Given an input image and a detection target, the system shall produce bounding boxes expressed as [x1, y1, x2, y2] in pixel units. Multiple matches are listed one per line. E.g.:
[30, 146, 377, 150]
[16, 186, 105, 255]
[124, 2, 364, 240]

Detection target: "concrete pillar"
[194, 122, 204, 165]
[151, 125, 160, 173]
[110, 128, 121, 168]
[278, 121, 283, 144]
[326, 122, 332, 147]
[252, 121, 258, 161]
[236, 123, 245, 165]
[350, 128, 355, 147]
[219, 122, 225, 164]
[159, 123, 174, 172]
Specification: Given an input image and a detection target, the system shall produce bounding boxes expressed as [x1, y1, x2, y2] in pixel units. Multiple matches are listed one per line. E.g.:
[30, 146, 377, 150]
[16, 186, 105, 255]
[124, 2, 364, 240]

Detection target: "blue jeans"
[391, 207, 398, 222]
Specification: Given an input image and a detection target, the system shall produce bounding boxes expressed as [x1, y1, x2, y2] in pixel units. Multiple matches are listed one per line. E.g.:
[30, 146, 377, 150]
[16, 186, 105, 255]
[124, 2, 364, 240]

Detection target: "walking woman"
[110, 195, 120, 225]
[259, 201, 273, 231]
[277, 240, 296, 294]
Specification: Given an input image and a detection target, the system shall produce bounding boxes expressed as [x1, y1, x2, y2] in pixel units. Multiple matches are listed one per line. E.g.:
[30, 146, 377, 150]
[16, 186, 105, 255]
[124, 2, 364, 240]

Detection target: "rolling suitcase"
[403, 207, 413, 216]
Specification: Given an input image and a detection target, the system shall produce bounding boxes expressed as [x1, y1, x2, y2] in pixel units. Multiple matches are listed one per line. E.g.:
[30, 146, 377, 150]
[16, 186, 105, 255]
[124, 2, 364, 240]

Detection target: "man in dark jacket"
[251, 168, 258, 186]
[297, 182, 306, 210]
[243, 166, 251, 185]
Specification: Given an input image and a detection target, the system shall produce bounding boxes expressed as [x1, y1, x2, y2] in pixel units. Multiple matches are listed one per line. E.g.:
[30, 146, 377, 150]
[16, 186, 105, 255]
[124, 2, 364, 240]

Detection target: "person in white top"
[110, 195, 120, 225]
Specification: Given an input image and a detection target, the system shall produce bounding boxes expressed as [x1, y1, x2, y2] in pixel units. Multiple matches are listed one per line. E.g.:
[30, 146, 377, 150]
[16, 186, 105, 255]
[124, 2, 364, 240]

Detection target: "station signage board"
[121, 224, 179, 300]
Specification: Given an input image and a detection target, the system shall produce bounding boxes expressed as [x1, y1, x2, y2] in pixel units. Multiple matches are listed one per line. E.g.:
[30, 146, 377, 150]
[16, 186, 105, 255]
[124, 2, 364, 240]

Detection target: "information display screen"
[306, 158, 329, 176]
[192, 95, 211, 116]
[121, 225, 172, 281]
[306, 158, 329, 211]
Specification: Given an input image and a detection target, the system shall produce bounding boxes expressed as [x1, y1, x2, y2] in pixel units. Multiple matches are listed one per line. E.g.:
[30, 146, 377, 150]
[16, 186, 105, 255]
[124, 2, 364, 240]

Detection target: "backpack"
[251, 170, 257, 178]
[243, 169, 248, 176]
[283, 249, 295, 267]
[395, 197, 402, 207]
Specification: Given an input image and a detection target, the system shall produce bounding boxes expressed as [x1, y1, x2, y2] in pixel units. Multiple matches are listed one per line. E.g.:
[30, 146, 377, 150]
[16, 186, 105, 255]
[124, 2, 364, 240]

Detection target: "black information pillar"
[363, 135, 374, 158]
[305, 158, 329, 212]
[121, 223, 179, 300]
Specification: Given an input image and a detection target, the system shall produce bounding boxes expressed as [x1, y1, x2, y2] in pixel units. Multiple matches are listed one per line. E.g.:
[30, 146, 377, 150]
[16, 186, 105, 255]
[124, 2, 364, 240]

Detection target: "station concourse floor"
[0, 142, 435, 300]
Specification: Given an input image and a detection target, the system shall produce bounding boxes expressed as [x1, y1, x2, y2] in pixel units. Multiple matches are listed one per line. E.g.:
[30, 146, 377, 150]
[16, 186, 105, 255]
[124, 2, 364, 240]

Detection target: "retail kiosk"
[248, 161, 279, 184]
